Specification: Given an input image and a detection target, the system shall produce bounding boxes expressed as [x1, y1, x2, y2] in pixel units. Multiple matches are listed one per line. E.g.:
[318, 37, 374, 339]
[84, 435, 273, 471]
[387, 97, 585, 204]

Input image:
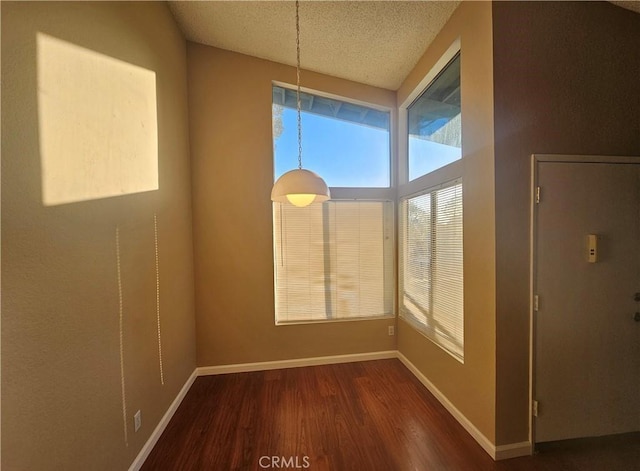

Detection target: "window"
[272, 85, 393, 324]
[399, 45, 464, 361]
[399, 182, 464, 361]
[407, 53, 461, 181]
[274, 201, 394, 323]
[272, 85, 390, 187]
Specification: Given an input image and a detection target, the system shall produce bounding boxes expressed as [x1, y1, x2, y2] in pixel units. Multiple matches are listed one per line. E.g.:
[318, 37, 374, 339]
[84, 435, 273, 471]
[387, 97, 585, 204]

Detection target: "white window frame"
[398, 38, 461, 199]
[273, 81, 397, 200]
[272, 83, 397, 325]
[399, 178, 464, 361]
[398, 39, 465, 361]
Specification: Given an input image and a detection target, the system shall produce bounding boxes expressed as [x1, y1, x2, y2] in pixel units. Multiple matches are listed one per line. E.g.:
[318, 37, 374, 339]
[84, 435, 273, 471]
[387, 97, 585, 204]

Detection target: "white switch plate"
[388, 325, 395, 336]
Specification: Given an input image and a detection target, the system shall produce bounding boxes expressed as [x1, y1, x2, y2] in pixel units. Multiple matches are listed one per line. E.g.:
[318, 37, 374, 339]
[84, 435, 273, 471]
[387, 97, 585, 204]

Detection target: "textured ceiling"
[168, 1, 639, 91]
[168, 1, 461, 90]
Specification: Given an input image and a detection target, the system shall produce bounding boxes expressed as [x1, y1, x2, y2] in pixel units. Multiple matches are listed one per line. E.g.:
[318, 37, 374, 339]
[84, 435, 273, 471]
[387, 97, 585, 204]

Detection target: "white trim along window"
[399, 43, 465, 361]
[399, 181, 464, 361]
[274, 200, 394, 323]
[271, 42, 464, 347]
[272, 85, 394, 324]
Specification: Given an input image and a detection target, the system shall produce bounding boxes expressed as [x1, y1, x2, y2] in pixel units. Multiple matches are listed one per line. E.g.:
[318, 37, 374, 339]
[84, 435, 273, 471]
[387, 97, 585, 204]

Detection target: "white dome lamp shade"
[270, 0, 330, 208]
[271, 169, 330, 207]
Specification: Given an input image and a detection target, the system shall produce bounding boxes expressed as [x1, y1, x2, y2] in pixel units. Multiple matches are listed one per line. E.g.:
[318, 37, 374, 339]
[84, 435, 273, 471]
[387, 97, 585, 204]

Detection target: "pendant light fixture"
[271, 0, 330, 208]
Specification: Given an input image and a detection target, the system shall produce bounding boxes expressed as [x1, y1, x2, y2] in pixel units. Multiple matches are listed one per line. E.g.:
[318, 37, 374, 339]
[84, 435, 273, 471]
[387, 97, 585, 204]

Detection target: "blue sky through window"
[408, 137, 461, 180]
[274, 107, 390, 188]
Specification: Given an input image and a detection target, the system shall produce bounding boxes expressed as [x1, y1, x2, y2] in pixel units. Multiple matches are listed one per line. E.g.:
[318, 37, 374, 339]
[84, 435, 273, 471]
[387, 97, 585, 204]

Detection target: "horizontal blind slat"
[399, 182, 464, 360]
[274, 201, 393, 323]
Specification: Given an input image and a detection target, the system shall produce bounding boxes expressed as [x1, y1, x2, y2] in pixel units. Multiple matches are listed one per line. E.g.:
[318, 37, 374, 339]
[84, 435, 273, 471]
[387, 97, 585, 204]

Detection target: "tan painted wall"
[188, 44, 397, 367]
[492, 1, 640, 445]
[1, 2, 196, 469]
[396, 1, 497, 443]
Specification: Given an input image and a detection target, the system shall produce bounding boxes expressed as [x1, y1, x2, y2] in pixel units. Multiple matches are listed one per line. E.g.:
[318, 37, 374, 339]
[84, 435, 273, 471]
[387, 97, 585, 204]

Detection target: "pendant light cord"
[296, 0, 303, 170]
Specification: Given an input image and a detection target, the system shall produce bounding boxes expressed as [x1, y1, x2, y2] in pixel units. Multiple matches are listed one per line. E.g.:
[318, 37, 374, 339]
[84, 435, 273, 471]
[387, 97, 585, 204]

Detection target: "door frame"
[528, 153, 640, 447]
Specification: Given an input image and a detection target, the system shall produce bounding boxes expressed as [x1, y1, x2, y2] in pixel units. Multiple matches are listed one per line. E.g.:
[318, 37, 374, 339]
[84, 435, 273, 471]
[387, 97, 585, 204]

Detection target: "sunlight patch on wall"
[37, 33, 158, 206]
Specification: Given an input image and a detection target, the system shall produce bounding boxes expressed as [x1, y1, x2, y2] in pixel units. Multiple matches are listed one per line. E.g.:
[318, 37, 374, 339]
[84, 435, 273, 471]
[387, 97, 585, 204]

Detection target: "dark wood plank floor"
[142, 359, 639, 470]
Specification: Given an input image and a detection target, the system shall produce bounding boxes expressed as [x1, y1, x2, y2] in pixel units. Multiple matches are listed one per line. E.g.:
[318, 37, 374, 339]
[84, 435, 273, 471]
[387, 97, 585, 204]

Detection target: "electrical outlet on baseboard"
[134, 410, 141, 432]
[388, 325, 395, 336]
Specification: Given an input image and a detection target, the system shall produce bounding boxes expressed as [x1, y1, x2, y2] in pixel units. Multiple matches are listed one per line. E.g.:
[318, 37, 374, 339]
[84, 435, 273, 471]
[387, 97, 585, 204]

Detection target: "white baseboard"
[396, 351, 497, 459]
[495, 441, 532, 460]
[128, 369, 198, 471]
[132, 351, 530, 469]
[197, 350, 397, 376]
[396, 352, 531, 461]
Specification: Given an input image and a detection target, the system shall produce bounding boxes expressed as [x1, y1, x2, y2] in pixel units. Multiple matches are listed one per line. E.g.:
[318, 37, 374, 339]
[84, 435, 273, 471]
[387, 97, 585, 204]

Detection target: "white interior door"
[534, 160, 640, 443]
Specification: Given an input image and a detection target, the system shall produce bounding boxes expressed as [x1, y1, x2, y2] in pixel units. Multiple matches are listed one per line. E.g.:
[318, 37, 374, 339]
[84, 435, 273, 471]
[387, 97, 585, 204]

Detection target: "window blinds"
[399, 182, 464, 361]
[274, 201, 394, 323]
